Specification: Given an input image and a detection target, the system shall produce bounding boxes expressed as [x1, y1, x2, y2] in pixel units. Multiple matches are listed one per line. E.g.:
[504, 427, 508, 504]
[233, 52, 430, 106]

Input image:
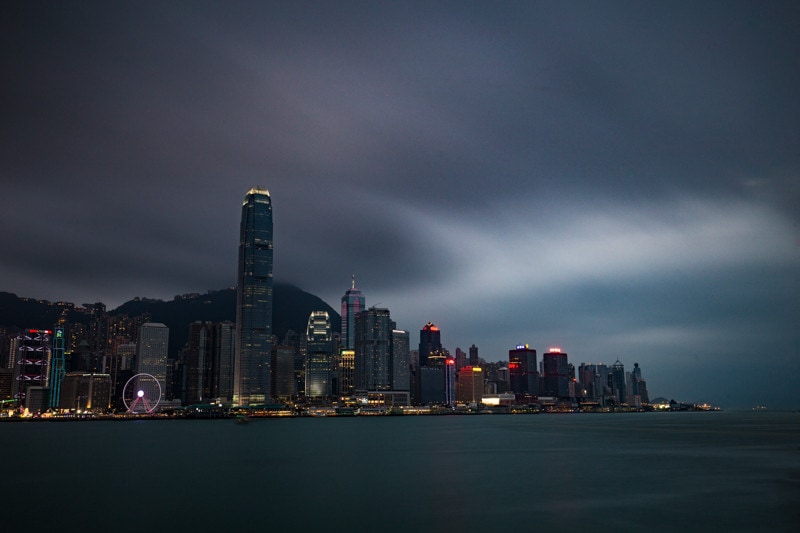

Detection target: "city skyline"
[2, 2, 798, 409]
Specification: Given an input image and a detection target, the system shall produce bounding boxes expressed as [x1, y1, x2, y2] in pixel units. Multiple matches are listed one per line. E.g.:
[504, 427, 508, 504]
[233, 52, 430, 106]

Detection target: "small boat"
[235, 415, 250, 424]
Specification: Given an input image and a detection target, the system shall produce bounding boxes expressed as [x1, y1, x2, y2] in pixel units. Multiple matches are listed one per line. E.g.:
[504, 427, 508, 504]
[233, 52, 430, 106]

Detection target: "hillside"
[0, 283, 341, 356]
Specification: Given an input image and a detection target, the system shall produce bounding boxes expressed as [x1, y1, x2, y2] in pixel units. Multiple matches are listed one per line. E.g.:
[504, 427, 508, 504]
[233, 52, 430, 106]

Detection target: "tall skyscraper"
[611, 359, 626, 405]
[340, 275, 365, 350]
[468, 344, 479, 366]
[11, 329, 51, 408]
[183, 322, 214, 405]
[305, 311, 333, 398]
[418, 322, 442, 368]
[509, 344, 538, 398]
[354, 307, 395, 391]
[542, 347, 569, 398]
[212, 321, 235, 402]
[234, 187, 273, 406]
[391, 329, 410, 391]
[136, 322, 169, 397]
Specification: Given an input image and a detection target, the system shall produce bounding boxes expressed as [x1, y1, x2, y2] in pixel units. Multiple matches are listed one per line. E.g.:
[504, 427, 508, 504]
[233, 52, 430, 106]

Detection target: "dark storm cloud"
[2, 1, 799, 407]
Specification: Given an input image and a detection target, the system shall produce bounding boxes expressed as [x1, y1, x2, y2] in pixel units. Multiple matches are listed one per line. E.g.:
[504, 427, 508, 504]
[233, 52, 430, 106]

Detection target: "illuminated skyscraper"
[456, 366, 484, 404]
[509, 344, 538, 398]
[12, 329, 51, 407]
[305, 311, 333, 397]
[542, 347, 569, 398]
[340, 275, 365, 350]
[418, 322, 442, 368]
[234, 187, 273, 406]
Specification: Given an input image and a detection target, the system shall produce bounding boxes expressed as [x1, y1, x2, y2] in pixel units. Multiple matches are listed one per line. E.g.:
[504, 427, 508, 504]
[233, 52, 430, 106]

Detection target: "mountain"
[0, 283, 341, 356]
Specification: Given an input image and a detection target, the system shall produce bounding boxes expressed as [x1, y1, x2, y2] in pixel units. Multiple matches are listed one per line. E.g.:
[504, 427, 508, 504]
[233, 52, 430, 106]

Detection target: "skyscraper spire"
[341, 276, 365, 350]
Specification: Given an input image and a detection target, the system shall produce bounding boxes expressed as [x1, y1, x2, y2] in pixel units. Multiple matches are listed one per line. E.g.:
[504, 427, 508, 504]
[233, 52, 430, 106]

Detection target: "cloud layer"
[2, 1, 798, 407]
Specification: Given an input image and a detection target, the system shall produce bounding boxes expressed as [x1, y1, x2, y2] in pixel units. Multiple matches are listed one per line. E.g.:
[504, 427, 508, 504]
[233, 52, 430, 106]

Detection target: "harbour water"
[2, 411, 798, 532]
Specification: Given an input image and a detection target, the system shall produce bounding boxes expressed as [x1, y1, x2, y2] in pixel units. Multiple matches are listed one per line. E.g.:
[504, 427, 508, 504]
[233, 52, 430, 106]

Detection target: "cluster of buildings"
[1, 188, 651, 416]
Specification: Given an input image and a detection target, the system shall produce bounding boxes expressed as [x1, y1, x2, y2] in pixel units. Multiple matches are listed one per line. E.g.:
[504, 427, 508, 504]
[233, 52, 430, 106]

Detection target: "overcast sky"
[2, 1, 798, 408]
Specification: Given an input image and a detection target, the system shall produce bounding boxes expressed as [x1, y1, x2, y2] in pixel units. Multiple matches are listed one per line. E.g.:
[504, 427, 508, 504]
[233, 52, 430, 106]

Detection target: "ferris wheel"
[122, 373, 162, 414]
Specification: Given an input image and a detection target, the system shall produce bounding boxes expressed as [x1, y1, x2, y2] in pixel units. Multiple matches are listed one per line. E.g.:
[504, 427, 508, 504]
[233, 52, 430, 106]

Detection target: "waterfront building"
[611, 360, 626, 405]
[419, 366, 445, 405]
[183, 322, 214, 405]
[354, 307, 395, 391]
[509, 344, 538, 398]
[626, 362, 649, 406]
[340, 276, 365, 350]
[49, 327, 66, 409]
[0, 369, 12, 401]
[542, 347, 569, 398]
[234, 187, 273, 406]
[271, 345, 296, 400]
[391, 329, 410, 391]
[136, 323, 169, 397]
[445, 357, 456, 405]
[457, 366, 484, 404]
[59, 372, 112, 412]
[11, 329, 51, 404]
[338, 349, 355, 396]
[212, 321, 235, 402]
[305, 311, 333, 398]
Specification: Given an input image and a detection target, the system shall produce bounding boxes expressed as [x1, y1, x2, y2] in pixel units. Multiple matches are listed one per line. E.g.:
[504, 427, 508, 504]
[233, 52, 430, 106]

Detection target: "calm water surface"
[2, 411, 798, 532]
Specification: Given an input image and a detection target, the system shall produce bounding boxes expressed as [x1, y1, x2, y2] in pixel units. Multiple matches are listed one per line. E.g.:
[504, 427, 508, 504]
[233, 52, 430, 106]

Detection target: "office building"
[305, 311, 333, 398]
[469, 344, 479, 366]
[509, 344, 538, 397]
[271, 345, 296, 400]
[391, 329, 410, 391]
[136, 323, 169, 399]
[340, 276, 365, 350]
[611, 359, 626, 405]
[338, 349, 355, 396]
[354, 307, 394, 391]
[11, 329, 51, 403]
[234, 187, 273, 405]
[59, 372, 112, 412]
[542, 347, 569, 398]
[457, 366, 484, 404]
[418, 322, 442, 368]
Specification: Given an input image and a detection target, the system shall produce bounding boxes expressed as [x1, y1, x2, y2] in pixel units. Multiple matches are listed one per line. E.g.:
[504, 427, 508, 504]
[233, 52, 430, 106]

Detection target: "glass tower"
[354, 307, 395, 391]
[234, 187, 273, 406]
[305, 311, 333, 398]
[340, 275, 365, 350]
